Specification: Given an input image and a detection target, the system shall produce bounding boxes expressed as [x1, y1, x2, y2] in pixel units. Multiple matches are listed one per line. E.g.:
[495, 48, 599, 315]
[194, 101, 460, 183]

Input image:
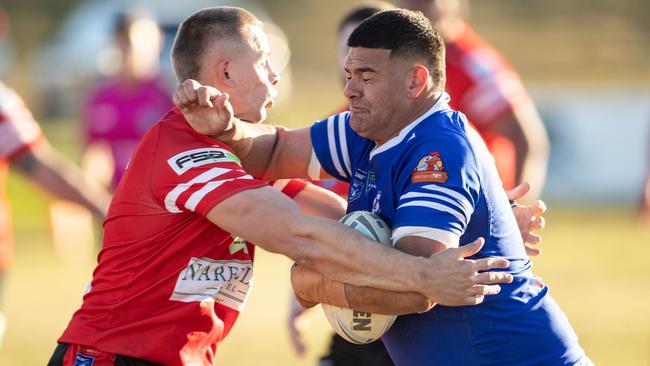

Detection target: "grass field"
[1, 124, 649, 365]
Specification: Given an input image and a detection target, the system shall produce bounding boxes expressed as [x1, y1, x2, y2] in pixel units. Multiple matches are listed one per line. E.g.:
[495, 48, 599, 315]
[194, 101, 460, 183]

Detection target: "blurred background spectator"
[80, 9, 171, 190]
[28, 0, 292, 118]
[0, 1, 649, 365]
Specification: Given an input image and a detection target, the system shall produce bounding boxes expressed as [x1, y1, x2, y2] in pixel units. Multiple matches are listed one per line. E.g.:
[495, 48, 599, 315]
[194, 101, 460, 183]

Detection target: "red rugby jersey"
[445, 25, 532, 188]
[59, 108, 268, 365]
[0, 82, 43, 268]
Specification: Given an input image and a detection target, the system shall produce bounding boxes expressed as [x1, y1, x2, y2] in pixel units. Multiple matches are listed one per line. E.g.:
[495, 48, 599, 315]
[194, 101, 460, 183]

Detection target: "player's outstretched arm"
[174, 80, 315, 179]
[493, 103, 550, 201]
[290, 235, 507, 313]
[289, 181, 347, 219]
[291, 263, 433, 315]
[14, 143, 111, 218]
[208, 186, 512, 305]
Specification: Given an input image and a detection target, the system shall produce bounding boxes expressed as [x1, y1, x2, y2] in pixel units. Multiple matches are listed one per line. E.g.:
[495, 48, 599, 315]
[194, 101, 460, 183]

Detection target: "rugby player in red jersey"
[49, 7, 513, 366]
[0, 79, 111, 347]
[0, 7, 110, 347]
[401, 0, 549, 198]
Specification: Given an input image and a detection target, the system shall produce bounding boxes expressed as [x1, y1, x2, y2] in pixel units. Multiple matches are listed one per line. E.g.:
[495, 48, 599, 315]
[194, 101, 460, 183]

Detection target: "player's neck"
[374, 94, 442, 146]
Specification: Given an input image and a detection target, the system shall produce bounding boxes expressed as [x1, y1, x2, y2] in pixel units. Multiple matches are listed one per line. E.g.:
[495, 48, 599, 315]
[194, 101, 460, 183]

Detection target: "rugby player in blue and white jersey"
[174, 8, 588, 365]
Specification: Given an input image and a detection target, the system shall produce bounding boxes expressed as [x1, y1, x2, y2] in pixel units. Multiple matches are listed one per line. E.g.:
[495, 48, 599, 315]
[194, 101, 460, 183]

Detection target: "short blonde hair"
[171, 6, 262, 81]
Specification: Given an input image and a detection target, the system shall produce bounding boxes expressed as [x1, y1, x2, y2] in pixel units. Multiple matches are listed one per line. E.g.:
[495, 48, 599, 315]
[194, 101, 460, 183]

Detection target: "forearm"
[213, 187, 514, 305]
[291, 182, 346, 220]
[217, 120, 314, 180]
[490, 109, 548, 201]
[291, 264, 432, 315]
[287, 215, 431, 294]
[17, 146, 110, 218]
[511, 103, 549, 200]
[217, 119, 279, 177]
[212, 187, 429, 294]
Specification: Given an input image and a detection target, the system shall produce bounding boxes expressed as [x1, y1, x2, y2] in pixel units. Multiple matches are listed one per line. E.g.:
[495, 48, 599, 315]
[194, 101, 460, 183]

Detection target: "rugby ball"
[321, 211, 397, 344]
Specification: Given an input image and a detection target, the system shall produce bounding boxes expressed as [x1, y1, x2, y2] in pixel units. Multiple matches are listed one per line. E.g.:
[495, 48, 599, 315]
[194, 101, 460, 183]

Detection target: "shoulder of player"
[156, 109, 232, 149]
[315, 110, 373, 148]
[315, 110, 351, 128]
[146, 122, 243, 176]
[406, 119, 477, 164]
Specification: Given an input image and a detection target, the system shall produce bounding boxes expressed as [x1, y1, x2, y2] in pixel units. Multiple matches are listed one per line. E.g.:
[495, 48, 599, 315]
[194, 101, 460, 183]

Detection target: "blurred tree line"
[2, 0, 82, 59]
[2, 0, 648, 119]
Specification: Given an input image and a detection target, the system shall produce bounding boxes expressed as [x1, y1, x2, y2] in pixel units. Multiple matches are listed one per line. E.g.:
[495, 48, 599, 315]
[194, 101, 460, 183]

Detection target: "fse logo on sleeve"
[167, 148, 241, 175]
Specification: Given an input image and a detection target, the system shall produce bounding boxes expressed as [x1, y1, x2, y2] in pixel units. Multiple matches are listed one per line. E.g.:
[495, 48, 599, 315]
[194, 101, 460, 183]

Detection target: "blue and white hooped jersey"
[310, 94, 588, 366]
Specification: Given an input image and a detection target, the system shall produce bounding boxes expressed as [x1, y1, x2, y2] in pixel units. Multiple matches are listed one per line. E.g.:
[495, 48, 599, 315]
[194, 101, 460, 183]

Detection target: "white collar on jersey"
[369, 92, 451, 160]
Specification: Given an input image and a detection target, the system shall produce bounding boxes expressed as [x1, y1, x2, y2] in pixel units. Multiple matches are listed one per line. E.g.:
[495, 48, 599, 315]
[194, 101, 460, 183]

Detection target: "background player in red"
[0, 6, 111, 347]
[401, 0, 550, 199]
[0, 79, 111, 347]
[309, 1, 395, 201]
[50, 7, 512, 366]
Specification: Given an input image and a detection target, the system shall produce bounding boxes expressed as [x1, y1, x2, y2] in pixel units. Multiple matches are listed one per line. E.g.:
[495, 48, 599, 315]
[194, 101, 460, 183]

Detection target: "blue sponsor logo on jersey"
[366, 171, 376, 192]
[73, 353, 95, 366]
[349, 170, 367, 202]
[371, 191, 382, 215]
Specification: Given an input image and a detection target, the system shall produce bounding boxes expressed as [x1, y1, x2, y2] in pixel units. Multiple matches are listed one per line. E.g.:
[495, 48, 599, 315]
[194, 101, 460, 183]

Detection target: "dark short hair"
[337, 2, 394, 34]
[171, 7, 261, 81]
[347, 9, 446, 91]
[113, 9, 155, 39]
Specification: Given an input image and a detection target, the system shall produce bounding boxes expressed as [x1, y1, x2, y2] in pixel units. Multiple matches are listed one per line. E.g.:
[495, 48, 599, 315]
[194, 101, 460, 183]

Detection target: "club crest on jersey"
[412, 152, 448, 183]
[229, 235, 249, 255]
[167, 148, 241, 175]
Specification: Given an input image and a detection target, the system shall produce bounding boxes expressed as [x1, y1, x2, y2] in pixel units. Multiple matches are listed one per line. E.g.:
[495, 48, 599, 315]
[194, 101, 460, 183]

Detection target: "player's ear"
[218, 59, 236, 87]
[406, 65, 429, 99]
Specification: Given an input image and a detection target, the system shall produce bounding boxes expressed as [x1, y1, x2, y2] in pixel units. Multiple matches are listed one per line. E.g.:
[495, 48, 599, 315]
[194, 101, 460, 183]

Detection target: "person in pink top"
[82, 10, 172, 190]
